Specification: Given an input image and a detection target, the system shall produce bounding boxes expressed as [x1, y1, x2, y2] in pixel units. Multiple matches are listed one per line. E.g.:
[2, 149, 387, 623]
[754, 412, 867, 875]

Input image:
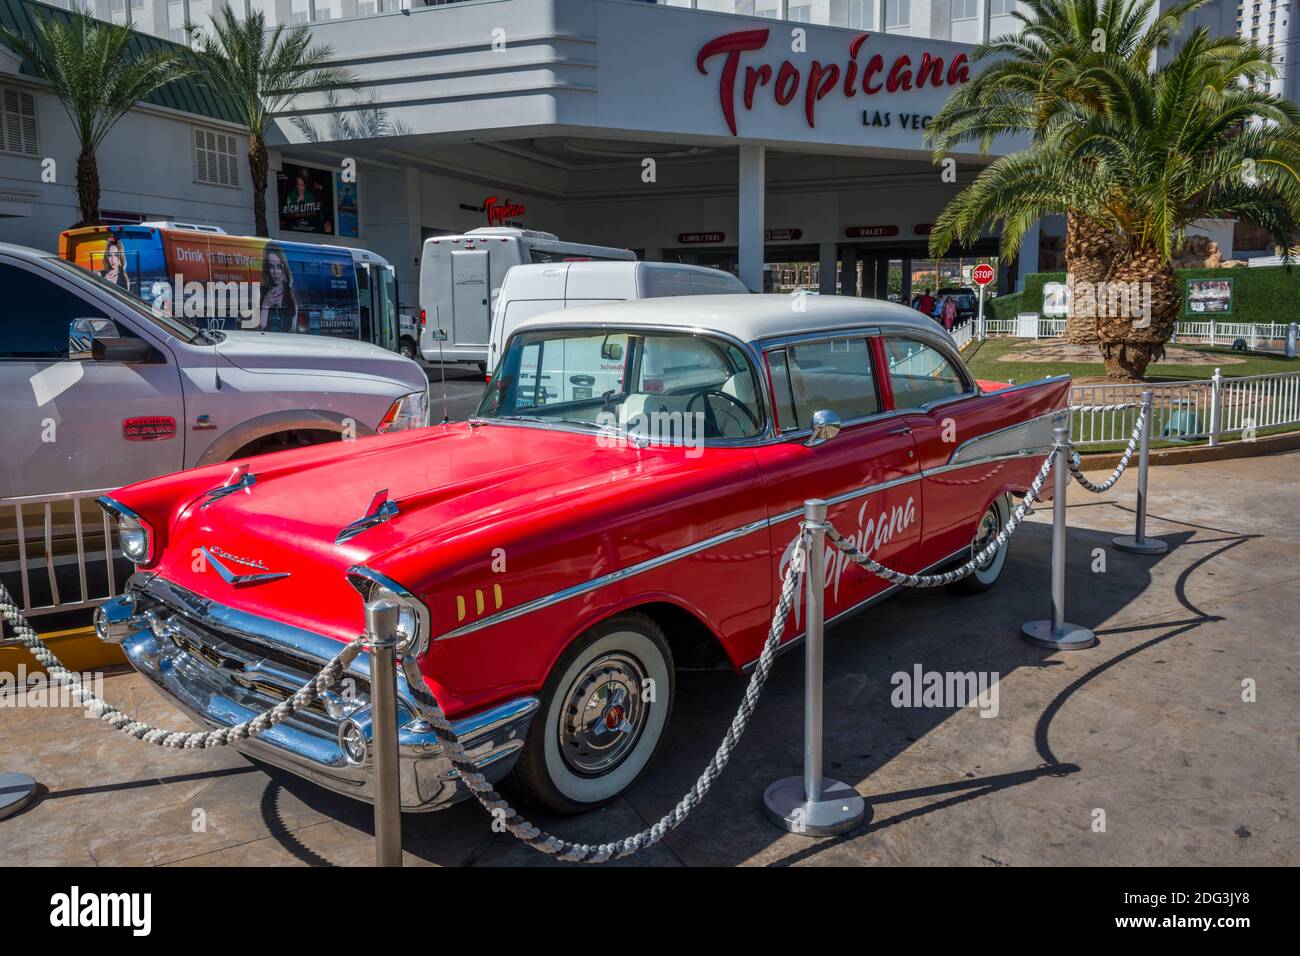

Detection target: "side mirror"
[803, 408, 842, 447]
[69, 317, 154, 363]
[600, 337, 624, 361]
[69, 317, 119, 360]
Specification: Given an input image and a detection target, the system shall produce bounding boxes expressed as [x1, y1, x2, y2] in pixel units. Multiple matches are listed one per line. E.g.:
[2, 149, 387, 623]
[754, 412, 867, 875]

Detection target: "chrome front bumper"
[99, 575, 538, 812]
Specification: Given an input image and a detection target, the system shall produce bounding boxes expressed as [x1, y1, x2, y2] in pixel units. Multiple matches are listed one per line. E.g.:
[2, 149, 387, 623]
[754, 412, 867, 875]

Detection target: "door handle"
[887, 426, 913, 436]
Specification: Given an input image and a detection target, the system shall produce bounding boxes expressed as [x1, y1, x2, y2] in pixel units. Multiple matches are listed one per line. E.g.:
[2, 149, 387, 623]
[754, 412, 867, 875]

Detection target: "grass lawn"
[963, 338, 1299, 384]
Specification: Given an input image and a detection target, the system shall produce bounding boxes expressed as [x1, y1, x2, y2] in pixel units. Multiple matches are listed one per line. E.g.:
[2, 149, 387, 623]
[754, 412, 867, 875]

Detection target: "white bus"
[417, 227, 635, 370]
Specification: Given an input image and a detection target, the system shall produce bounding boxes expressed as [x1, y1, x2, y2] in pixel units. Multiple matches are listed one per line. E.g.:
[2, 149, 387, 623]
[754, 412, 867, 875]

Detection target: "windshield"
[47, 256, 207, 344]
[476, 328, 766, 442]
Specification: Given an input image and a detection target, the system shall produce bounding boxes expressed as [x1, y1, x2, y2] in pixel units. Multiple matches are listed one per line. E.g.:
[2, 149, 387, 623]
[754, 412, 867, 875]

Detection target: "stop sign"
[972, 263, 995, 286]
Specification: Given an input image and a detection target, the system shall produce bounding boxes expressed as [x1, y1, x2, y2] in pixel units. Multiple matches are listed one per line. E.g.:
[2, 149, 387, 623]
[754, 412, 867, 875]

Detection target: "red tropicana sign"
[483, 196, 526, 226]
[696, 29, 970, 135]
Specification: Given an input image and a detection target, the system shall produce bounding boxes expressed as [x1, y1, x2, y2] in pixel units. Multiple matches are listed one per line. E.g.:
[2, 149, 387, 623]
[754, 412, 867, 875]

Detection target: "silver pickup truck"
[0, 241, 429, 613]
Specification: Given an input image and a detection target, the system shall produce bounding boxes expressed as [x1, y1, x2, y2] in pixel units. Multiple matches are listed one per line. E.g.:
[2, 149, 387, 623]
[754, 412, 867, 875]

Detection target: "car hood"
[214, 330, 426, 390]
[146, 422, 746, 643]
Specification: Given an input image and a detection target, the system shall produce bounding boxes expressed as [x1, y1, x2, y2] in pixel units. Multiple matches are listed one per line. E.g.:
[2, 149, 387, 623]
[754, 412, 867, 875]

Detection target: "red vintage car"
[93, 295, 1070, 813]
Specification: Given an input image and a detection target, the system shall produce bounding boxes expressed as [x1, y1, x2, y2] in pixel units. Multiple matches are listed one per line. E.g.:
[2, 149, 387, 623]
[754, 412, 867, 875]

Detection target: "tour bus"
[418, 226, 635, 370]
[59, 222, 401, 352]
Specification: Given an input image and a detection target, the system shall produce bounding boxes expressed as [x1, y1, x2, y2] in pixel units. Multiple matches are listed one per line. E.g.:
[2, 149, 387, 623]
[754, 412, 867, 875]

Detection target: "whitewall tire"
[953, 495, 1010, 594]
[510, 613, 674, 815]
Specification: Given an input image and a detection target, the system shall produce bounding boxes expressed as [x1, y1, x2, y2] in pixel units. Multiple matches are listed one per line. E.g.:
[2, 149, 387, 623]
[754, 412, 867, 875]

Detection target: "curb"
[1079, 428, 1300, 469]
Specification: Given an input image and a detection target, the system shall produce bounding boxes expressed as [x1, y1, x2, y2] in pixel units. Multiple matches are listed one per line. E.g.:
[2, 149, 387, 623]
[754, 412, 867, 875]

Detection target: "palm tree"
[185, 9, 357, 236]
[926, 0, 1210, 345]
[1, 8, 190, 226]
[930, 29, 1300, 380]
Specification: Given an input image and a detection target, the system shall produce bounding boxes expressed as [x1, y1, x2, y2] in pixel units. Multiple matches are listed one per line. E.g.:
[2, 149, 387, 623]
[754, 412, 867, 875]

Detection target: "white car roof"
[511, 293, 950, 346]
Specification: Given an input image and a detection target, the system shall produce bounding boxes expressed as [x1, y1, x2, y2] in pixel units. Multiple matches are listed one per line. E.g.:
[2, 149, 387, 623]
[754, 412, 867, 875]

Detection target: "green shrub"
[1017, 266, 1299, 325]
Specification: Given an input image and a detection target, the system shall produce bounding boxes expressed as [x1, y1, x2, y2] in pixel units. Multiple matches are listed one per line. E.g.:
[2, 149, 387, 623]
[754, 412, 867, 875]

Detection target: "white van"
[418, 227, 635, 369]
[488, 260, 748, 373]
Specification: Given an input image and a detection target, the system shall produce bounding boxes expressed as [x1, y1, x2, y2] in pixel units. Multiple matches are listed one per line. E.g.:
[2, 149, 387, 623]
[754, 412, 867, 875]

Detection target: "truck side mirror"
[803, 409, 842, 447]
[69, 317, 154, 364]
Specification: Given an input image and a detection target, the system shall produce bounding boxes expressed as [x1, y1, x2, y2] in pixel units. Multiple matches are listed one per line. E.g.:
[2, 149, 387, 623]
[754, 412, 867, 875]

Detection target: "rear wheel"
[398, 337, 417, 360]
[951, 495, 1010, 594]
[509, 613, 674, 815]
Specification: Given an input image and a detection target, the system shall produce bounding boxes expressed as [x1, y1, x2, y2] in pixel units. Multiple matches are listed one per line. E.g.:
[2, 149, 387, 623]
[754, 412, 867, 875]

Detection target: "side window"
[767, 337, 877, 430]
[884, 337, 969, 407]
[0, 262, 108, 360]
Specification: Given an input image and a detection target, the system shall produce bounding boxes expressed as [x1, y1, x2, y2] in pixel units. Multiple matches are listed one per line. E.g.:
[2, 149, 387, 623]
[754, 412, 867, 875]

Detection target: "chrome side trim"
[437, 515, 772, 641]
[95, 494, 142, 524]
[945, 408, 1070, 468]
[767, 471, 923, 526]
[738, 542, 974, 672]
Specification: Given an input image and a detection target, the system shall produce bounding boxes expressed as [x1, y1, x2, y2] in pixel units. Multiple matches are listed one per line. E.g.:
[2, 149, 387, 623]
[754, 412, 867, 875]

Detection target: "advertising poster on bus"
[61, 227, 360, 338]
[336, 172, 359, 238]
[277, 161, 335, 235]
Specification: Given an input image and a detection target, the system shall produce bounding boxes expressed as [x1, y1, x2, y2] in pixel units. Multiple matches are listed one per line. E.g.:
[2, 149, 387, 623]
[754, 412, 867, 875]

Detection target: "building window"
[952, 0, 977, 18]
[754, 0, 781, 17]
[788, 1, 812, 21]
[885, 0, 910, 28]
[194, 128, 239, 186]
[849, 0, 875, 27]
[990, 0, 1015, 14]
[1, 86, 39, 157]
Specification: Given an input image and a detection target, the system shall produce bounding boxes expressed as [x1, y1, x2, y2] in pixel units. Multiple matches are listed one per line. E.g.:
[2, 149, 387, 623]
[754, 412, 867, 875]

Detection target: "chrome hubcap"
[973, 507, 1000, 571]
[559, 653, 648, 777]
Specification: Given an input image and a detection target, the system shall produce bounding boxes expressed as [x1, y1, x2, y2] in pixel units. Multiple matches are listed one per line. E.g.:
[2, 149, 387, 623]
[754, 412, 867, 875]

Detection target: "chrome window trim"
[880, 334, 978, 411]
[486, 321, 775, 445]
[760, 330, 886, 434]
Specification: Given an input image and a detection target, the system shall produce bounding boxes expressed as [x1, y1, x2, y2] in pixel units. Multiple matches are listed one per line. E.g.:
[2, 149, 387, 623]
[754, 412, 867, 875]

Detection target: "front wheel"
[398, 338, 417, 360]
[509, 613, 674, 815]
[951, 495, 1010, 594]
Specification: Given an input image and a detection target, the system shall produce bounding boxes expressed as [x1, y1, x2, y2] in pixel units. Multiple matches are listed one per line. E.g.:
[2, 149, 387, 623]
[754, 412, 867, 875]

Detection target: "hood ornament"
[336, 489, 400, 545]
[201, 546, 290, 587]
[200, 464, 257, 510]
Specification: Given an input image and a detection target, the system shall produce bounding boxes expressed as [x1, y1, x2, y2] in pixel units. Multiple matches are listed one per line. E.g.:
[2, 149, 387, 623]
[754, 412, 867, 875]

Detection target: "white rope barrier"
[1066, 404, 1146, 494]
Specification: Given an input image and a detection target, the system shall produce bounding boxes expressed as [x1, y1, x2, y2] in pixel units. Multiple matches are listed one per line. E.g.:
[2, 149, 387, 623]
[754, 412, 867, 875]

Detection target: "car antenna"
[435, 305, 450, 425]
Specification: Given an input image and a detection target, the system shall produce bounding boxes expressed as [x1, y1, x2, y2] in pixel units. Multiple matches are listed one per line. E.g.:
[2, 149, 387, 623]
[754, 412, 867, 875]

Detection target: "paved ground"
[3, 450, 1296, 866]
[419, 361, 487, 422]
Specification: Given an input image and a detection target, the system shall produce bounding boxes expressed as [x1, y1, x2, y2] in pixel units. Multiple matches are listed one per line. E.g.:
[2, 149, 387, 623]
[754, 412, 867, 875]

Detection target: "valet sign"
[696, 28, 970, 136]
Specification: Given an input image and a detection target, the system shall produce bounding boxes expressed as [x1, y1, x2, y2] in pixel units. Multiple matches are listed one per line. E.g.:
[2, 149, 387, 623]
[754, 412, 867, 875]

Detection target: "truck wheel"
[399, 338, 417, 360]
[952, 495, 1010, 594]
[509, 613, 674, 815]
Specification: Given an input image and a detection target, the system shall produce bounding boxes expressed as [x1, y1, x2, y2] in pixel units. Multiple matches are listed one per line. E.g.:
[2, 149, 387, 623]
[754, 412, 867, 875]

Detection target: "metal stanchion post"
[1114, 390, 1168, 555]
[1022, 427, 1098, 650]
[365, 599, 403, 867]
[763, 499, 869, 837]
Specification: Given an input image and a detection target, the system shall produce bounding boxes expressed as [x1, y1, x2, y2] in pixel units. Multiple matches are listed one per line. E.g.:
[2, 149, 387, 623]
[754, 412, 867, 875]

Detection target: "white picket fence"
[983, 313, 1298, 354]
[1069, 368, 1300, 446]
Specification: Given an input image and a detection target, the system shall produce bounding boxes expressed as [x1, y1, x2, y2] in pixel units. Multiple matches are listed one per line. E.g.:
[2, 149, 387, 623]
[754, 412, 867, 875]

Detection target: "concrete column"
[998, 258, 1013, 296]
[901, 257, 913, 302]
[819, 242, 838, 296]
[840, 246, 857, 296]
[980, 0, 991, 43]
[738, 145, 766, 292]
[875, 256, 890, 299]
[1018, 219, 1042, 291]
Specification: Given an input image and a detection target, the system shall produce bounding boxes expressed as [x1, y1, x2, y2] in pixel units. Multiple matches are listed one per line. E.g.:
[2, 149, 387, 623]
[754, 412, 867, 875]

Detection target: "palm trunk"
[75, 148, 101, 227]
[249, 132, 270, 238]
[1096, 244, 1180, 381]
[1064, 210, 1118, 346]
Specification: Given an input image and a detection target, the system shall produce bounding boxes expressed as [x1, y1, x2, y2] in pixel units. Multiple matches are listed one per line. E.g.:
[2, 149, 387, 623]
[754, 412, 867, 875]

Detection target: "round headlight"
[118, 515, 150, 563]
